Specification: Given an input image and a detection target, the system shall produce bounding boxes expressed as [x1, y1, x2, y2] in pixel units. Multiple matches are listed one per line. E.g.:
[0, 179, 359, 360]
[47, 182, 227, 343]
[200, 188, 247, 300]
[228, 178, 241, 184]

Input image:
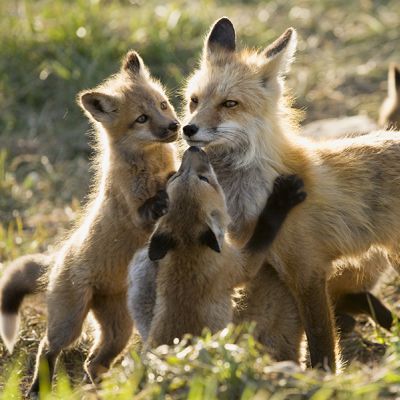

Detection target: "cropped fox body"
[261, 133, 400, 370]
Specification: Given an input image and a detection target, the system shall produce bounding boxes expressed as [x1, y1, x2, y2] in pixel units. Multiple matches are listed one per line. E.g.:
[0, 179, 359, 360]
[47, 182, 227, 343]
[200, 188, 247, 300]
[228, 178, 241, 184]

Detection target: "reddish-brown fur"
[26, 51, 178, 395]
[183, 18, 400, 372]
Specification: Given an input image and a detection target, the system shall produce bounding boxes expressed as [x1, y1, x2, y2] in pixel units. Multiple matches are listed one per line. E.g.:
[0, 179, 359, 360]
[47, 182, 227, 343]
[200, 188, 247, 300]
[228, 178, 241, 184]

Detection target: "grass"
[2, 324, 400, 399]
[1, 0, 400, 398]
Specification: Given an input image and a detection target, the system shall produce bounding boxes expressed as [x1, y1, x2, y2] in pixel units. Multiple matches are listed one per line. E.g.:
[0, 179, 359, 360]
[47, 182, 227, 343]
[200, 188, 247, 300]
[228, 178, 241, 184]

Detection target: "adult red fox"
[182, 18, 400, 371]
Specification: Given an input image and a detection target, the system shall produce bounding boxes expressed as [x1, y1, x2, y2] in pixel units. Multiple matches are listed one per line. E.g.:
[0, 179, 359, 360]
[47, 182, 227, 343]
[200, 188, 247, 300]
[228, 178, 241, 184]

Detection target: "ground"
[1, 0, 400, 398]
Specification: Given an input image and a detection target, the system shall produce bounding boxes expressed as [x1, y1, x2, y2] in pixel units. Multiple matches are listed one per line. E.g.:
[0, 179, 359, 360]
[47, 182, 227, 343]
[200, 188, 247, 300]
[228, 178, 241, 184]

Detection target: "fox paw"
[139, 190, 169, 223]
[269, 174, 307, 212]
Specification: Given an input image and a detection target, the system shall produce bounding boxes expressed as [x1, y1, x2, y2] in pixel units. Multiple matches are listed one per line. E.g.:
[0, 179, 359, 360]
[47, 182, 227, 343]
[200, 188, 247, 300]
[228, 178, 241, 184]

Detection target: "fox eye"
[198, 175, 209, 183]
[191, 96, 199, 104]
[222, 100, 238, 108]
[160, 101, 168, 110]
[136, 114, 148, 124]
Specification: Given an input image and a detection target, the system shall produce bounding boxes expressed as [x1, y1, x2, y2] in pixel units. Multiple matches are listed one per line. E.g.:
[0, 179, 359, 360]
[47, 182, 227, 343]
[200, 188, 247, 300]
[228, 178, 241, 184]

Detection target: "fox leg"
[233, 266, 303, 363]
[288, 270, 338, 372]
[85, 293, 133, 383]
[28, 283, 92, 396]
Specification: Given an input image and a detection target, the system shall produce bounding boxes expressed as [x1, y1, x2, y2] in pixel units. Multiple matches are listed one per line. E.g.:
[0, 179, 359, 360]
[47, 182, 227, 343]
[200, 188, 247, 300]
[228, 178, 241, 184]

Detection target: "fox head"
[148, 146, 230, 261]
[183, 18, 297, 166]
[379, 63, 400, 130]
[78, 51, 179, 146]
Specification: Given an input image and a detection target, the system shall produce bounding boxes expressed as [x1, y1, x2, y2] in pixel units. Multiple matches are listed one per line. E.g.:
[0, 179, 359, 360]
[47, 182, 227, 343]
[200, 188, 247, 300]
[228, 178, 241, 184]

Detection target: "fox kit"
[0, 51, 179, 395]
[127, 146, 306, 349]
[379, 63, 400, 129]
[183, 18, 400, 372]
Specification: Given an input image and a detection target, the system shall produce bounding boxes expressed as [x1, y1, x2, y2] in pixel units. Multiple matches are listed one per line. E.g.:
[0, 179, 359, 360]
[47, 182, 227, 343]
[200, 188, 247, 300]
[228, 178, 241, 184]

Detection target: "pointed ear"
[205, 17, 236, 57]
[200, 228, 221, 253]
[79, 91, 118, 124]
[200, 210, 225, 253]
[148, 231, 176, 261]
[123, 50, 143, 75]
[260, 28, 297, 81]
[388, 63, 400, 98]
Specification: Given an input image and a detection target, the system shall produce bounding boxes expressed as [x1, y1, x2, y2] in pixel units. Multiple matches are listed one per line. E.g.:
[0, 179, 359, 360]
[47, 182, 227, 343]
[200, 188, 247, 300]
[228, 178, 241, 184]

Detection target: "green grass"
[1, 0, 400, 398]
[2, 325, 400, 399]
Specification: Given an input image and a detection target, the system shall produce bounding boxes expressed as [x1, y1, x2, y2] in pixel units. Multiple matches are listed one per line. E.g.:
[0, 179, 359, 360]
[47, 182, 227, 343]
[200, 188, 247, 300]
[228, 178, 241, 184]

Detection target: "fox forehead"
[117, 79, 167, 107]
[186, 55, 266, 103]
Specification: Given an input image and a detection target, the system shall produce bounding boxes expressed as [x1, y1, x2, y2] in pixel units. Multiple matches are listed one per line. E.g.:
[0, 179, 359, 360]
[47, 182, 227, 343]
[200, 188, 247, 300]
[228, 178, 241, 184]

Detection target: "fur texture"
[26, 51, 178, 395]
[0, 254, 50, 352]
[183, 18, 400, 372]
[127, 147, 306, 349]
[0, 313, 20, 354]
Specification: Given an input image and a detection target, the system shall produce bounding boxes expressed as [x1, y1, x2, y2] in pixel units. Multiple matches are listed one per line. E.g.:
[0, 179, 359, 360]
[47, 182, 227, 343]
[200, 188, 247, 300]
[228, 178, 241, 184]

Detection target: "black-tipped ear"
[260, 28, 297, 79]
[148, 232, 176, 261]
[200, 228, 221, 253]
[206, 17, 236, 55]
[395, 66, 400, 92]
[388, 64, 400, 97]
[123, 50, 142, 75]
[79, 91, 117, 124]
[264, 28, 295, 59]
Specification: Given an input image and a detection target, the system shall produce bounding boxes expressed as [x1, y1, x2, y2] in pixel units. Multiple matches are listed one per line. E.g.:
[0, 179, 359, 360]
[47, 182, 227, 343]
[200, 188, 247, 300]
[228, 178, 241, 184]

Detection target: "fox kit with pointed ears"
[128, 147, 306, 349]
[3, 51, 179, 396]
[183, 18, 400, 372]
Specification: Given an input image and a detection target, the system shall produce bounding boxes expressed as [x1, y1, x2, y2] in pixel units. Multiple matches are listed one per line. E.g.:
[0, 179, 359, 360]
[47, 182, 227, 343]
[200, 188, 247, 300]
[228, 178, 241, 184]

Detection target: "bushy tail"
[0, 254, 51, 353]
[335, 292, 394, 333]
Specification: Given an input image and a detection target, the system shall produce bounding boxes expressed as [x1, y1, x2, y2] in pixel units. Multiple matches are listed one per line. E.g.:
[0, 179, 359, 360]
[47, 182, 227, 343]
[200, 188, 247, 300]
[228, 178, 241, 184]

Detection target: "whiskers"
[215, 127, 249, 149]
[212, 125, 282, 173]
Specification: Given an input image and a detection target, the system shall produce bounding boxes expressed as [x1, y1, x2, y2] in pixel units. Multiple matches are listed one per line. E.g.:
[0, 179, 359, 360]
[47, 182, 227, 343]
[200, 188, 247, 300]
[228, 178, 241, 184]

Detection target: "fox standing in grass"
[128, 147, 306, 348]
[0, 50, 179, 394]
[183, 18, 400, 372]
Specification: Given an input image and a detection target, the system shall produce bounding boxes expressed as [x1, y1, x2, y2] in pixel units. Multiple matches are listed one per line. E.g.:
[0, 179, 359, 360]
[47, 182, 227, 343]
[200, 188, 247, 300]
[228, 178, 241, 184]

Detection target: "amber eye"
[222, 100, 238, 108]
[160, 101, 168, 110]
[190, 96, 199, 104]
[136, 114, 148, 123]
[198, 175, 209, 183]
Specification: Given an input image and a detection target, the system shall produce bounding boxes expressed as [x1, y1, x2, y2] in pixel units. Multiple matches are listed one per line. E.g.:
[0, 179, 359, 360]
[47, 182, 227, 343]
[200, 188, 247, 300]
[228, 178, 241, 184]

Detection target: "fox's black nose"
[168, 121, 179, 132]
[183, 124, 199, 137]
[188, 146, 200, 152]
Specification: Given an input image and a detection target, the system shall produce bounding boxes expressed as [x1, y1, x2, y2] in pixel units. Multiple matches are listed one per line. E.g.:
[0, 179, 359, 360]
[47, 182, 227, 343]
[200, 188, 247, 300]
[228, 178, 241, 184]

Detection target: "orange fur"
[183, 19, 400, 372]
[27, 51, 178, 395]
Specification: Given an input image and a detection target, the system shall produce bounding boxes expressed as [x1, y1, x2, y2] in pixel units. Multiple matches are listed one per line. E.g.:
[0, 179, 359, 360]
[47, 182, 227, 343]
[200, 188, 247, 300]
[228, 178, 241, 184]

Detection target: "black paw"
[139, 190, 169, 223]
[269, 174, 306, 212]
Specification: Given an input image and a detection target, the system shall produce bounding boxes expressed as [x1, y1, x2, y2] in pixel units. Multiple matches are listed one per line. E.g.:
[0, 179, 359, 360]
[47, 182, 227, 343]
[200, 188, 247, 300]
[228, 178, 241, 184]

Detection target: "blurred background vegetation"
[1, 0, 399, 262]
[1, 0, 400, 397]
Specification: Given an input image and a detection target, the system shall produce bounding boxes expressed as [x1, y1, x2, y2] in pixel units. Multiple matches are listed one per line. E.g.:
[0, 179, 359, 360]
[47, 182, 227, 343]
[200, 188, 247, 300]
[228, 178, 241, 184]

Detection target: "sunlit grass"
[1, 0, 400, 397]
[2, 325, 400, 399]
